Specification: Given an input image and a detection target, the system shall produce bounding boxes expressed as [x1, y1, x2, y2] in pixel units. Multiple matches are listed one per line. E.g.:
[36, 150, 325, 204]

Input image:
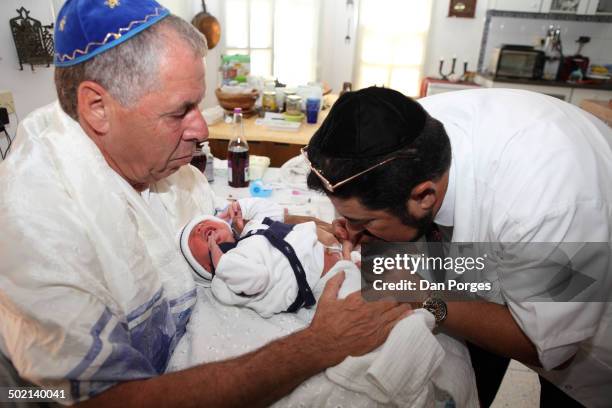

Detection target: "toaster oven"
[489, 45, 545, 79]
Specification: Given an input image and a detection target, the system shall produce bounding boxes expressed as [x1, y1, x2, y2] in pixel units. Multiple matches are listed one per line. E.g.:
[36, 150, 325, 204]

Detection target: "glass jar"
[262, 91, 277, 112]
[285, 95, 302, 116]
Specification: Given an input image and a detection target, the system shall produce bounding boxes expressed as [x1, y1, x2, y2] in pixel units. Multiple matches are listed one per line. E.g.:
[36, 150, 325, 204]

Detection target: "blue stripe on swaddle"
[67, 288, 196, 400]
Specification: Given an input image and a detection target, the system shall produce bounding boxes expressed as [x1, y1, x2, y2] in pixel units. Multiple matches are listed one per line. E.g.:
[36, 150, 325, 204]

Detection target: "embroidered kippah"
[54, 0, 169, 67]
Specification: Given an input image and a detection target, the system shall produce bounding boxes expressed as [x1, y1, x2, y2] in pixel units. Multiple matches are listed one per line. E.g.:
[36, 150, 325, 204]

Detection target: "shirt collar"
[434, 155, 455, 227]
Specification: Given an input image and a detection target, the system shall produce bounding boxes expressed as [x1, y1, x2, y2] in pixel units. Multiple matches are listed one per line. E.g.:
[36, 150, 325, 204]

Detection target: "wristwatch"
[422, 297, 447, 325]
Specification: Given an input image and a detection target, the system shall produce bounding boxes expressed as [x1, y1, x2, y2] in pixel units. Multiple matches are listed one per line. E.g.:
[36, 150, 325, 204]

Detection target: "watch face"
[424, 297, 447, 323]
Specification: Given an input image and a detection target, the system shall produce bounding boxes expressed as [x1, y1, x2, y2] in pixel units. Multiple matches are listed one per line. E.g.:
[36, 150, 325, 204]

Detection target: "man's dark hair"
[306, 87, 451, 224]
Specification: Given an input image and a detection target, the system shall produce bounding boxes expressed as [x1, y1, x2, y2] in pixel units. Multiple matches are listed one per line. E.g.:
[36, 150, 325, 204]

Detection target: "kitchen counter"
[208, 94, 337, 167]
[476, 73, 612, 91]
[581, 99, 612, 126]
[209, 94, 337, 144]
[474, 74, 612, 107]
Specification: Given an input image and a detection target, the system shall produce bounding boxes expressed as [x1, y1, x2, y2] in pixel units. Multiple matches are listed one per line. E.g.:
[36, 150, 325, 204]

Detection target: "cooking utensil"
[192, 0, 221, 50]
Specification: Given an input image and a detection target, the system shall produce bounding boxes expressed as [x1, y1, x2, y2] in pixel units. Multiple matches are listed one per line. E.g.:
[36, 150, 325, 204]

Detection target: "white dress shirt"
[422, 88, 612, 407]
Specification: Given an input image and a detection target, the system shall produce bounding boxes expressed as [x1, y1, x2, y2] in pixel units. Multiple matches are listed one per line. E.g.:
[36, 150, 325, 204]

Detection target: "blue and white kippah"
[54, 0, 170, 67]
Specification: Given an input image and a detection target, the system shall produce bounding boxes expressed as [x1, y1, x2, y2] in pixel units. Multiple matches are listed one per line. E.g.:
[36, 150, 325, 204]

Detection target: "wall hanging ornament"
[10, 7, 54, 71]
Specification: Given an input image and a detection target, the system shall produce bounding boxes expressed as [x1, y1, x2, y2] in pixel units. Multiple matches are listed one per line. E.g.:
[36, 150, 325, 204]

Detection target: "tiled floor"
[491, 360, 541, 407]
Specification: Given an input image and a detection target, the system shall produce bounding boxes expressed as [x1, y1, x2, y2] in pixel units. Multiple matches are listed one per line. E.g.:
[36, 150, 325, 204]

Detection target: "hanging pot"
[191, 0, 221, 50]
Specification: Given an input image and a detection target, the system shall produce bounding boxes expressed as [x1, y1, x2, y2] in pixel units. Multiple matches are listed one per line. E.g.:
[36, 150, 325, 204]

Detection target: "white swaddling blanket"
[168, 263, 478, 407]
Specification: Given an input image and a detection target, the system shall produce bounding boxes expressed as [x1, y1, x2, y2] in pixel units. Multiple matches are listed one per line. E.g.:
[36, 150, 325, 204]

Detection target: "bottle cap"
[234, 107, 242, 113]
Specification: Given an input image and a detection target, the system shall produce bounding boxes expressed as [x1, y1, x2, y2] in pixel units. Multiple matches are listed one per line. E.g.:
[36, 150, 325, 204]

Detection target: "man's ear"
[76, 81, 112, 135]
[408, 180, 438, 212]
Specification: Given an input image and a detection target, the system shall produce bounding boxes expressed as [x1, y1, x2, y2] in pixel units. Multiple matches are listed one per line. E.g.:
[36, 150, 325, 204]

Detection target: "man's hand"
[307, 272, 412, 365]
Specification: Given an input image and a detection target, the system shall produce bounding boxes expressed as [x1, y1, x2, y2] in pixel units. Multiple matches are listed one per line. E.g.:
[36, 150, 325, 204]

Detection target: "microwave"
[488, 45, 545, 79]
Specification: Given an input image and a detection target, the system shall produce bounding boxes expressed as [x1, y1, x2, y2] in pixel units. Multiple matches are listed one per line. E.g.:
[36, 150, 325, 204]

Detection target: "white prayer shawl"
[212, 220, 324, 317]
[0, 102, 214, 403]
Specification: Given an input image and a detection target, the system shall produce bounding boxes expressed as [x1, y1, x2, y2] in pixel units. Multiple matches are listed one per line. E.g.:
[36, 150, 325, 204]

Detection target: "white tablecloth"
[208, 161, 337, 223]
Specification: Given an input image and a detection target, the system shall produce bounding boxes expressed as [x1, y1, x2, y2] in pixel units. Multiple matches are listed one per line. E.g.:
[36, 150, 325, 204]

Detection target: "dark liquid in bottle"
[190, 153, 207, 174]
[228, 146, 249, 187]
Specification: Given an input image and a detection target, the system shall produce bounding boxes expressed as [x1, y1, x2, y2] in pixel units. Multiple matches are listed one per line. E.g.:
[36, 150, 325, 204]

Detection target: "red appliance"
[558, 56, 590, 81]
[558, 36, 590, 81]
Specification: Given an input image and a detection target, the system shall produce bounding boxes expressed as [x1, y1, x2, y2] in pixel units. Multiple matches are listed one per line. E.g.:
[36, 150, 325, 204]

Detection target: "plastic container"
[202, 141, 214, 182]
[306, 98, 321, 124]
[249, 180, 273, 197]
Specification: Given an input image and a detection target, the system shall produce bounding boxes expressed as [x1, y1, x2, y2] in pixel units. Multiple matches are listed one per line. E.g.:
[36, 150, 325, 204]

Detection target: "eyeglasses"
[300, 146, 398, 192]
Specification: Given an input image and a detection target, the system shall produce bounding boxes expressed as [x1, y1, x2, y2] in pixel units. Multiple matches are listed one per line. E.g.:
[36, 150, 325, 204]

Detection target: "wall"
[0, 0, 57, 127]
[424, 0, 490, 78]
[482, 15, 612, 73]
[319, 0, 359, 95]
[189, 0, 223, 109]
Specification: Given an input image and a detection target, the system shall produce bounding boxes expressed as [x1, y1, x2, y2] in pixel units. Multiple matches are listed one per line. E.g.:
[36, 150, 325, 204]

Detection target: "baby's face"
[188, 219, 235, 272]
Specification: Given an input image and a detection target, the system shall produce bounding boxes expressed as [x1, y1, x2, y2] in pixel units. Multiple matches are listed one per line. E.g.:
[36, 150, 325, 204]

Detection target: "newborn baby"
[179, 198, 360, 317]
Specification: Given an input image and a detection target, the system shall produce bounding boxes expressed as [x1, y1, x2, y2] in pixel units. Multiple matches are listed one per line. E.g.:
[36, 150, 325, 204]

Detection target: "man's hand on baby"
[207, 232, 224, 269]
[308, 272, 412, 365]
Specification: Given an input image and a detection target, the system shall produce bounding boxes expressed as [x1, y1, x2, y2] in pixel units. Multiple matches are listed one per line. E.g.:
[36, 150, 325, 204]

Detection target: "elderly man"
[304, 86, 612, 407]
[0, 1, 408, 406]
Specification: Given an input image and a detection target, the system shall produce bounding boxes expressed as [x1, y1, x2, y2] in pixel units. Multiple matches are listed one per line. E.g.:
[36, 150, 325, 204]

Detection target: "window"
[223, 0, 321, 86]
[354, 0, 433, 97]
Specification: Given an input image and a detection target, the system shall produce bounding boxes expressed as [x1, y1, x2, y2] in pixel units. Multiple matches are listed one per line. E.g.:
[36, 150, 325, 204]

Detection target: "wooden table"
[208, 95, 336, 167]
[580, 99, 612, 127]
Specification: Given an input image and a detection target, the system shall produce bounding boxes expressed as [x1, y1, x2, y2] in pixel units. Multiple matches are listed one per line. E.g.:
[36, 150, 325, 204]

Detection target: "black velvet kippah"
[309, 86, 427, 159]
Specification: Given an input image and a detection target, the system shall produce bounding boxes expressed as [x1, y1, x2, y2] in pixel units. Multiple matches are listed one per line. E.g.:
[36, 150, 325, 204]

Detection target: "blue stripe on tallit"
[169, 288, 197, 307]
[67, 288, 195, 400]
[126, 288, 164, 323]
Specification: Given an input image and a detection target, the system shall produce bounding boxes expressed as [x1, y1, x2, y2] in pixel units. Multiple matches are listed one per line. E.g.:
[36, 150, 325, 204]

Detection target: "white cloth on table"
[170, 264, 479, 408]
[0, 102, 214, 403]
[420, 88, 612, 406]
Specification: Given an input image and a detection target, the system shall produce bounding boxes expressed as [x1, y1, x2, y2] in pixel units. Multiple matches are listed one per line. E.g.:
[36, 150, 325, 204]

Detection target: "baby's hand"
[207, 232, 223, 269]
[220, 202, 245, 234]
[317, 226, 341, 248]
[230, 201, 245, 233]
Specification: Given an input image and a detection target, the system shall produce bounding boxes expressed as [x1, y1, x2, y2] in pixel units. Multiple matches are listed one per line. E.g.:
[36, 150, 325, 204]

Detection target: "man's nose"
[183, 108, 209, 143]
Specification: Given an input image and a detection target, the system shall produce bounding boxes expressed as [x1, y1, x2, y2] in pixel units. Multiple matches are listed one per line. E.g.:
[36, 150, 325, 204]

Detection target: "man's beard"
[403, 209, 435, 242]
[363, 208, 434, 242]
